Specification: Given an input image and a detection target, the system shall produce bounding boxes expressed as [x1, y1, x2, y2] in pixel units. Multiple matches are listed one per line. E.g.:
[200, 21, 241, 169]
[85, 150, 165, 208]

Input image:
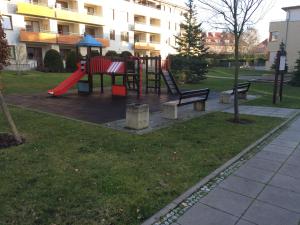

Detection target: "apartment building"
[204, 32, 235, 54]
[1, 0, 186, 70]
[266, 6, 300, 71]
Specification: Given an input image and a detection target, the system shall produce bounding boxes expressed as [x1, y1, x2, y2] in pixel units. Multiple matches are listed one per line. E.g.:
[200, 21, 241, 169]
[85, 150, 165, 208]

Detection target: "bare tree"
[0, 16, 22, 143]
[198, 0, 271, 122]
[240, 27, 260, 55]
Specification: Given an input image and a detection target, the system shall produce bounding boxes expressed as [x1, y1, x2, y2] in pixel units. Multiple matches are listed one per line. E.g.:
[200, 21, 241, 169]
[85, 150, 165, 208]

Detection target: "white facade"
[1, 0, 186, 70]
[267, 6, 300, 71]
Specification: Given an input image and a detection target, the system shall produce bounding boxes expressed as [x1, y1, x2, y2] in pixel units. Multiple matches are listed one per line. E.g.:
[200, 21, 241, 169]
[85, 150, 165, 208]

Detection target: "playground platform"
[5, 88, 178, 124]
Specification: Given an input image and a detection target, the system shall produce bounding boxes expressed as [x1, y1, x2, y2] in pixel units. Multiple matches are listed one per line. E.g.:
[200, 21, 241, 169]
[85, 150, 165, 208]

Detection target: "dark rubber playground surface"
[5, 88, 178, 124]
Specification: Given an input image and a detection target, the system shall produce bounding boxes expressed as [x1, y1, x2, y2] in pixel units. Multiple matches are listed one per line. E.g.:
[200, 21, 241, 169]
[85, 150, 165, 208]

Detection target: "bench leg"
[238, 92, 247, 99]
[194, 101, 205, 112]
[220, 94, 231, 104]
[162, 104, 178, 119]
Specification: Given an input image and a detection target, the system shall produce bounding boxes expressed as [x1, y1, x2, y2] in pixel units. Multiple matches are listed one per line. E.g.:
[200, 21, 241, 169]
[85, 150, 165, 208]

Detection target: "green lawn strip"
[0, 107, 282, 225]
[207, 67, 272, 78]
[0, 71, 113, 95]
[180, 76, 300, 109]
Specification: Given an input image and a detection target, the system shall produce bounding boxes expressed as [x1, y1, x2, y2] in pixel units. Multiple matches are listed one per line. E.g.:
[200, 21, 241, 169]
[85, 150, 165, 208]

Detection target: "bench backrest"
[235, 82, 251, 93]
[179, 88, 210, 105]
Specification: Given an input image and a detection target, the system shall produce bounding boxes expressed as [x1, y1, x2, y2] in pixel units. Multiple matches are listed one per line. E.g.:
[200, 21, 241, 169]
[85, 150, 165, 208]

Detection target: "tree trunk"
[0, 90, 22, 143]
[233, 34, 240, 123]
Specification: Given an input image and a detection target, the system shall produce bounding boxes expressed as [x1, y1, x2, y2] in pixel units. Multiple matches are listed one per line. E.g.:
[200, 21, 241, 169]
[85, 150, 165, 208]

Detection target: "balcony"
[19, 30, 109, 47]
[134, 23, 161, 34]
[134, 41, 156, 50]
[17, 2, 104, 25]
[55, 8, 104, 25]
[17, 2, 55, 18]
[19, 29, 57, 44]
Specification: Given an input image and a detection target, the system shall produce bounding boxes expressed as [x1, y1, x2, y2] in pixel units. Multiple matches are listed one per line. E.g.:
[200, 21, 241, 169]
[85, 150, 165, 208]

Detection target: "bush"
[290, 52, 300, 86]
[105, 50, 118, 57]
[91, 50, 100, 57]
[169, 55, 208, 83]
[65, 51, 79, 72]
[119, 51, 132, 57]
[44, 49, 63, 72]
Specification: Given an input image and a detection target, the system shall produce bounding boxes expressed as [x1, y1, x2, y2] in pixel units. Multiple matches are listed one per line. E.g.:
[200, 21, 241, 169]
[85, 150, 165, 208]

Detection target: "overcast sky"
[176, 0, 300, 41]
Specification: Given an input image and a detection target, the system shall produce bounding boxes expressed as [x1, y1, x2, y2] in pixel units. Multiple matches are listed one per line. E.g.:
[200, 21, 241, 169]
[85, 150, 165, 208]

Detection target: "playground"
[2, 35, 300, 225]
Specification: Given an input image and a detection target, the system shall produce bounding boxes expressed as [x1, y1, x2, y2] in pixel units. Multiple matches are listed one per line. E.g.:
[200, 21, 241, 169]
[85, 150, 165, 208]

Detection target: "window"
[127, 12, 129, 22]
[85, 27, 95, 36]
[85, 6, 95, 15]
[110, 30, 115, 40]
[56, 1, 68, 9]
[57, 24, 69, 34]
[121, 31, 129, 42]
[8, 46, 15, 59]
[168, 21, 171, 30]
[2, 15, 13, 30]
[25, 20, 40, 32]
[270, 31, 279, 42]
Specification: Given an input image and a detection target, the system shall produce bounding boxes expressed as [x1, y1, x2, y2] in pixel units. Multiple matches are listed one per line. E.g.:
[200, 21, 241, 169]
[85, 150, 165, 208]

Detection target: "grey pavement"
[222, 105, 298, 118]
[172, 116, 300, 225]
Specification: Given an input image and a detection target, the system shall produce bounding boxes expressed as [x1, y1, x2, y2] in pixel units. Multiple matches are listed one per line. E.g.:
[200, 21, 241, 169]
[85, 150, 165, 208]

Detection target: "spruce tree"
[174, 0, 208, 57]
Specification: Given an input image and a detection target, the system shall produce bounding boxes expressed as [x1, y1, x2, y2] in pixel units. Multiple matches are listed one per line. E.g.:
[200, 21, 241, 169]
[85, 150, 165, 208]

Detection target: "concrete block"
[193, 101, 205, 111]
[220, 92, 232, 104]
[238, 92, 247, 99]
[162, 102, 178, 119]
[125, 103, 149, 130]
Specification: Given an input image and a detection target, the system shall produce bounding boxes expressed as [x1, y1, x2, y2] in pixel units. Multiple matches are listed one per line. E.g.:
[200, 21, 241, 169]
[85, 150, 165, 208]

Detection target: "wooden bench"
[220, 82, 251, 104]
[162, 88, 210, 119]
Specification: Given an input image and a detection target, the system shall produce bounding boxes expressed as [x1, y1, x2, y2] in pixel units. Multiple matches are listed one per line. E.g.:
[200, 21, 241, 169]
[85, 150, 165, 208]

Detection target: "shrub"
[44, 49, 63, 72]
[65, 51, 79, 72]
[290, 52, 300, 86]
[119, 51, 132, 57]
[105, 50, 118, 57]
[169, 55, 208, 83]
[91, 50, 100, 57]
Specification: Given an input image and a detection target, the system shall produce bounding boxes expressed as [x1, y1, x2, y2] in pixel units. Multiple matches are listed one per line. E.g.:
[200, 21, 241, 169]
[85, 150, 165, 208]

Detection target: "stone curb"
[141, 111, 300, 225]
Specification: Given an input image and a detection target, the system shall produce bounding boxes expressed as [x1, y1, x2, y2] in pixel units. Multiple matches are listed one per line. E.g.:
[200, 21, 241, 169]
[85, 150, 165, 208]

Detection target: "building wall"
[267, 8, 300, 71]
[1, 0, 186, 70]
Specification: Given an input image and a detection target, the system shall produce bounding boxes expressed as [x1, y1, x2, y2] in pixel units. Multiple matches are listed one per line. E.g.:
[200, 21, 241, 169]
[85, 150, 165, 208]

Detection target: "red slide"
[48, 69, 86, 96]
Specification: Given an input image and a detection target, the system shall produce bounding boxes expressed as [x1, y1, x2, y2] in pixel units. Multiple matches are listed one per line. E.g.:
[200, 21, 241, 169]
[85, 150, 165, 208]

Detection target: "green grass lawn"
[206, 67, 272, 78]
[0, 107, 282, 225]
[0, 71, 114, 95]
[183, 77, 300, 109]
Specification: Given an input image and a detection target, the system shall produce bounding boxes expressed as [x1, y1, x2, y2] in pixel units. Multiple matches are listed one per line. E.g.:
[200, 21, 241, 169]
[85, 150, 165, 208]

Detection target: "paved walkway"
[223, 105, 298, 118]
[171, 116, 300, 225]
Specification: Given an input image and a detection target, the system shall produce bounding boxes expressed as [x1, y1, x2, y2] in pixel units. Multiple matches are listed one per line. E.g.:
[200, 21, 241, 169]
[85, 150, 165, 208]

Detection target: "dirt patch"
[0, 133, 24, 149]
[227, 118, 255, 125]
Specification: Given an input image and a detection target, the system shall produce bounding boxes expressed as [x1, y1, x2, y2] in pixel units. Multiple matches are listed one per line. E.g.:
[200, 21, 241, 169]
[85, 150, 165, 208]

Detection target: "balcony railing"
[19, 29, 109, 47]
[17, 2, 104, 25]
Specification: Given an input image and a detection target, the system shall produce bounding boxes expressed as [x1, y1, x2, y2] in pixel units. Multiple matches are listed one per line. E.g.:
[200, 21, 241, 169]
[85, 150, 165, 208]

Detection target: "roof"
[282, 5, 300, 11]
[77, 34, 103, 47]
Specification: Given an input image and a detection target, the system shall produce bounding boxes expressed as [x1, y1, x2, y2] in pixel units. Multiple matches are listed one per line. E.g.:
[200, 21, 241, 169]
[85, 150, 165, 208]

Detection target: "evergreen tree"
[290, 52, 300, 87]
[174, 0, 208, 57]
[0, 18, 10, 70]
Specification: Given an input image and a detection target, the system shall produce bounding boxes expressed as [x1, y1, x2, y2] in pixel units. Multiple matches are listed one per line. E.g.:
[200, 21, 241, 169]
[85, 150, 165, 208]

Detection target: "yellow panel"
[17, 2, 55, 18]
[55, 10, 104, 25]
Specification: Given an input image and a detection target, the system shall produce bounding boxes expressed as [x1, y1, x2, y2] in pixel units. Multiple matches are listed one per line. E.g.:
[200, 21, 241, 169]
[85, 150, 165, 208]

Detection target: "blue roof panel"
[77, 34, 103, 47]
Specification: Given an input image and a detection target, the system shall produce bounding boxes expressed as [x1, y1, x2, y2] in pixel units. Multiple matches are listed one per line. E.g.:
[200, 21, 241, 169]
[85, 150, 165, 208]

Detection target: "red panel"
[112, 85, 127, 96]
